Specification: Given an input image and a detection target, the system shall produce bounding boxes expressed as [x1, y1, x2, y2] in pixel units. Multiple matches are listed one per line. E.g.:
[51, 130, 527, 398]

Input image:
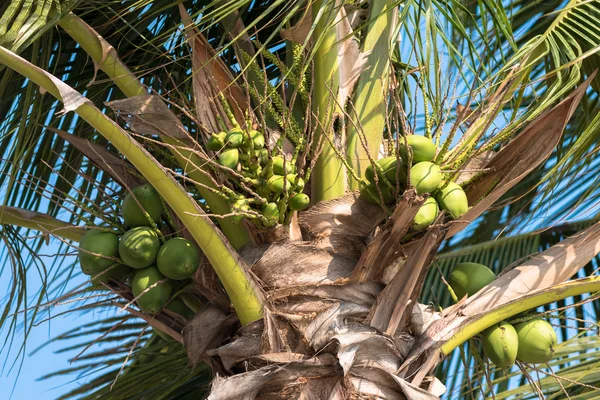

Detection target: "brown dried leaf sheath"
[448, 73, 595, 238]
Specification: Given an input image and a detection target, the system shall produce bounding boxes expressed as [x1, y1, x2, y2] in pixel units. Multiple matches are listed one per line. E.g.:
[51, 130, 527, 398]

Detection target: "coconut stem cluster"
[210, 123, 309, 228]
[359, 135, 468, 232]
[77, 184, 201, 338]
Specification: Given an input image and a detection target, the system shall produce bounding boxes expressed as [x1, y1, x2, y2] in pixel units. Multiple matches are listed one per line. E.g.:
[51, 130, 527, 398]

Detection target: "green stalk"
[441, 276, 600, 355]
[310, 0, 346, 202]
[58, 13, 252, 250]
[0, 45, 263, 324]
[346, 0, 396, 188]
[0, 206, 83, 242]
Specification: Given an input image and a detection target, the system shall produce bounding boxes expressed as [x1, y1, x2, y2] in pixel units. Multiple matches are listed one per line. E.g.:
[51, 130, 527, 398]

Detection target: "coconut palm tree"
[1, 0, 600, 398]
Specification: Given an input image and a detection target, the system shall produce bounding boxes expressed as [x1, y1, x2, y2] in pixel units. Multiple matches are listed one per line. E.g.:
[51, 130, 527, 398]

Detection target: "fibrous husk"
[179, 5, 247, 129]
[368, 224, 447, 336]
[243, 242, 356, 289]
[208, 355, 338, 400]
[106, 95, 189, 139]
[299, 192, 385, 260]
[351, 190, 423, 282]
[183, 305, 238, 366]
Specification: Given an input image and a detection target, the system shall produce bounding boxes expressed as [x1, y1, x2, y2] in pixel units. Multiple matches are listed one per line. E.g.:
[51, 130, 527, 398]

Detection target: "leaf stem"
[58, 12, 252, 250]
[441, 276, 600, 355]
[0, 45, 263, 324]
[0, 206, 83, 242]
[310, 0, 346, 202]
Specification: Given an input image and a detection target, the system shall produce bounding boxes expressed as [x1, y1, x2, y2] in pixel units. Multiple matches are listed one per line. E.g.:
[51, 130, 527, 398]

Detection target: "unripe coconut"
[166, 297, 194, 319]
[78, 229, 120, 275]
[273, 156, 295, 175]
[219, 148, 239, 170]
[435, 181, 468, 219]
[157, 238, 200, 280]
[515, 319, 557, 364]
[482, 321, 519, 369]
[90, 263, 132, 288]
[365, 156, 406, 186]
[267, 175, 287, 193]
[250, 130, 265, 149]
[413, 197, 439, 231]
[206, 132, 225, 151]
[119, 227, 160, 269]
[263, 202, 280, 224]
[131, 266, 171, 314]
[399, 135, 437, 164]
[121, 184, 163, 228]
[290, 193, 310, 211]
[225, 127, 244, 148]
[448, 262, 496, 300]
[286, 174, 305, 191]
[359, 182, 396, 205]
[410, 162, 442, 194]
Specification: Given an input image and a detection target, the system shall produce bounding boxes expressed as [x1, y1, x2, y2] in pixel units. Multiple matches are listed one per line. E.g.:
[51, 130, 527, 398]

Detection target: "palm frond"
[429, 217, 600, 398]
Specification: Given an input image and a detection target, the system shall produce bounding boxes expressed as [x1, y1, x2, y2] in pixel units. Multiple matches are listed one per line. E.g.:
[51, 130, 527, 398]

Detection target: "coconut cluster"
[448, 262, 558, 369]
[77, 184, 199, 319]
[209, 126, 309, 227]
[359, 135, 468, 232]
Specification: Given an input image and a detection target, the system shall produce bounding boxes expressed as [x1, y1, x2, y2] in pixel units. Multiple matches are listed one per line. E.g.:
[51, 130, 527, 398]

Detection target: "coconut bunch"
[359, 135, 468, 233]
[208, 121, 309, 228]
[77, 184, 200, 339]
[448, 262, 558, 369]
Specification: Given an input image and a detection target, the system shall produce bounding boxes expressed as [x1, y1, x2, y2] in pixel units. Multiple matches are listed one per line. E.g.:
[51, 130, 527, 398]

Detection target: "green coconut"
[399, 135, 437, 164]
[267, 175, 288, 193]
[225, 127, 244, 148]
[263, 202, 280, 224]
[515, 319, 557, 364]
[78, 229, 120, 275]
[219, 148, 239, 169]
[131, 266, 171, 314]
[119, 227, 160, 269]
[286, 174, 305, 191]
[156, 237, 200, 280]
[359, 182, 396, 205]
[121, 184, 163, 228]
[435, 181, 468, 219]
[409, 162, 442, 194]
[206, 132, 226, 151]
[273, 156, 295, 175]
[290, 193, 310, 211]
[365, 156, 406, 186]
[482, 321, 519, 369]
[413, 197, 439, 231]
[250, 130, 265, 149]
[448, 262, 496, 300]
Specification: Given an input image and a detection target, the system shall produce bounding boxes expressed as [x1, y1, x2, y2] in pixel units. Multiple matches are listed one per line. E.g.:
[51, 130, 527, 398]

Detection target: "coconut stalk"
[441, 276, 600, 355]
[0, 206, 83, 242]
[346, 0, 397, 186]
[58, 12, 253, 250]
[310, 0, 346, 202]
[0, 45, 263, 325]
